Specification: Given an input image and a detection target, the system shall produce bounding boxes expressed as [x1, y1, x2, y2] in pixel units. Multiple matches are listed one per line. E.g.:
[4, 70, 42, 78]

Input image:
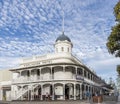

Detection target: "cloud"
[0, 57, 21, 69]
[84, 50, 120, 81]
[0, 0, 119, 82]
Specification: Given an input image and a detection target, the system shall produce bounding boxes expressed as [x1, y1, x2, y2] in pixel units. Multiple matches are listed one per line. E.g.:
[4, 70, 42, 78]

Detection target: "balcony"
[12, 74, 77, 84]
[12, 76, 41, 83]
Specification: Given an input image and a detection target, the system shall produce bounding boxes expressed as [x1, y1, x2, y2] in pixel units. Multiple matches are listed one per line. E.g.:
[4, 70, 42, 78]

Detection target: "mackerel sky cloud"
[0, 0, 120, 82]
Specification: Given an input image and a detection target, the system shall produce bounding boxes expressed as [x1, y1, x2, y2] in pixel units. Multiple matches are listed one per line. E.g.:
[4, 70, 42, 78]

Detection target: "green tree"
[106, 1, 120, 57]
[106, 1, 120, 75]
[117, 65, 120, 75]
[114, 1, 120, 22]
[106, 24, 120, 57]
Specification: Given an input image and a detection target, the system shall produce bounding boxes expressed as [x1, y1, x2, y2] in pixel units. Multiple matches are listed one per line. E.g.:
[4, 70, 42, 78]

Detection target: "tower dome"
[55, 32, 72, 54]
[56, 32, 71, 42]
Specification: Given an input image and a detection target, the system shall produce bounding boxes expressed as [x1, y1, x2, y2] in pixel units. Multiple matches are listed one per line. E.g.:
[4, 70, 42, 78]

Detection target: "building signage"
[76, 75, 84, 81]
[23, 60, 52, 67]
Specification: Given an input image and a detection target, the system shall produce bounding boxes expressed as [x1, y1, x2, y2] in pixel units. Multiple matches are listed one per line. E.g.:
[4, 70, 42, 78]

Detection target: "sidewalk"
[0, 99, 120, 104]
[83, 97, 120, 104]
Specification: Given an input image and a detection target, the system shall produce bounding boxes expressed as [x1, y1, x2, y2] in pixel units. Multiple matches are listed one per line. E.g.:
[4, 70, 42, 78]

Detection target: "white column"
[33, 86, 35, 100]
[35, 70, 37, 81]
[74, 84, 76, 100]
[63, 66, 65, 79]
[51, 67, 52, 80]
[76, 67, 77, 76]
[36, 87, 38, 100]
[75, 67, 77, 79]
[30, 86, 33, 100]
[86, 71, 88, 79]
[27, 70, 29, 81]
[80, 83, 82, 100]
[39, 68, 41, 80]
[69, 85, 71, 100]
[52, 84, 54, 100]
[11, 86, 14, 100]
[100, 88, 102, 95]
[21, 86, 23, 100]
[88, 85, 89, 92]
[41, 85, 43, 100]
[94, 87, 96, 94]
[63, 66, 65, 72]
[91, 75, 92, 80]
[20, 71, 22, 82]
[63, 84, 65, 100]
[82, 68, 84, 77]
[19, 71, 21, 77]
[41, 69, 43, 80]
[90, 86, 92, 96]
[84, 84, 86, 99]
[29, 70, 31, 81]
[92, 76, 94, 81]
[28, 87, 29, 100]
[0, 88, 3, 100]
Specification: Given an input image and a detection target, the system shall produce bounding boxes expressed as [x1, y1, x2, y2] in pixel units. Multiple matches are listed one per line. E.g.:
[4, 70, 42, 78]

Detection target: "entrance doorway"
[65, 85, 69, 100]
[50, 85, 53, 100]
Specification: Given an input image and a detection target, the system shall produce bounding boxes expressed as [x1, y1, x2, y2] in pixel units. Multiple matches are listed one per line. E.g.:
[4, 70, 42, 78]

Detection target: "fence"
[102, 95, 118, 102]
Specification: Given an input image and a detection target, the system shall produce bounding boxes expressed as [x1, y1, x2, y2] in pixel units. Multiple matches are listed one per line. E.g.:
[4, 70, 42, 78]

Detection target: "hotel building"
[2, 33, 107, 101]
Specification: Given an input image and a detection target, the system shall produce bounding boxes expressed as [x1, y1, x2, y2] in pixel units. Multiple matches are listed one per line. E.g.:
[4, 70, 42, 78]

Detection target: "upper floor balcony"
[12, 65, 103, 86]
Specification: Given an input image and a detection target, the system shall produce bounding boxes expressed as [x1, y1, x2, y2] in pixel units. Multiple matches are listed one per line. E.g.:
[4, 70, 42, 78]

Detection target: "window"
[37, 69, 40, 76]
[77, 68, 83, 75]
[91, 75, 93, 80]
[68, 47, 69, 52]
[84, 70, 86, 77]
[27, 71, 30, 77]
[88, 72, 90, 79]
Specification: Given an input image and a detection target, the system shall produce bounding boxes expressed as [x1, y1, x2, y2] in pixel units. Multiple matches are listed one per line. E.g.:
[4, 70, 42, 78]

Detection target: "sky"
[0, 0, 120, 83]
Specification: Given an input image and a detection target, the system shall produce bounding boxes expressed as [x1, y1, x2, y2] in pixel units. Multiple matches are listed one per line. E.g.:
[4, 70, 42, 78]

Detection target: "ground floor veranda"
[12, 81, 103, 101]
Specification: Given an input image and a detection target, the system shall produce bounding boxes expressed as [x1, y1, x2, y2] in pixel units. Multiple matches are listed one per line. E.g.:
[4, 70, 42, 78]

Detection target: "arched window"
[77, 68, 83, 75]
[91, 75, 93, 80]
[37, 69, 40, 76]
[68, 47, 69, 52]
[84, 70, 86, 77]
[88, 72, 90, 79]
[27, 71, 30, 77]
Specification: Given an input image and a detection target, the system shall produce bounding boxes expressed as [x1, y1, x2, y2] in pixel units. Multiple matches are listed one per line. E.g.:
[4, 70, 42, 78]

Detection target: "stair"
[15, 84, 39, 100]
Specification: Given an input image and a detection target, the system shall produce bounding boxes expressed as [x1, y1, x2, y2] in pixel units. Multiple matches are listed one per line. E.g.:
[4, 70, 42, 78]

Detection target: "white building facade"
[0, 69, 12, 101]
[10, 33, 106, 101]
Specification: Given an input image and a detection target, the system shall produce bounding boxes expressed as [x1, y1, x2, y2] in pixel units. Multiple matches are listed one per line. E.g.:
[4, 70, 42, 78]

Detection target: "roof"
[56, 32, 71, 42]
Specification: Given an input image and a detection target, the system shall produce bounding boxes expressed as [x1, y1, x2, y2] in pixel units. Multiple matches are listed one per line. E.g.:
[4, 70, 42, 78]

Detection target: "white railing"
[15, 84, 39, 100]
[13, 77, 75, 84]
[84, 78, 100, 86]
[12, 76, 40, 83]
[12, 76, 51, 83]
[13, 75, 102, 86]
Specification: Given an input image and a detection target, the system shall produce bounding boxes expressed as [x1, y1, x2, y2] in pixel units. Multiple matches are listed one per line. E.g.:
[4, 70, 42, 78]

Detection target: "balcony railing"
[12, 76, 45, 83]
[12, 75, 77, 83]
[12, 75, 102, 87]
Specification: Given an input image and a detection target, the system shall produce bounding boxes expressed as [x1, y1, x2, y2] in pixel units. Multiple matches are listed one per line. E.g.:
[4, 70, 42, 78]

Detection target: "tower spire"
[62, 8, 64, 35]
